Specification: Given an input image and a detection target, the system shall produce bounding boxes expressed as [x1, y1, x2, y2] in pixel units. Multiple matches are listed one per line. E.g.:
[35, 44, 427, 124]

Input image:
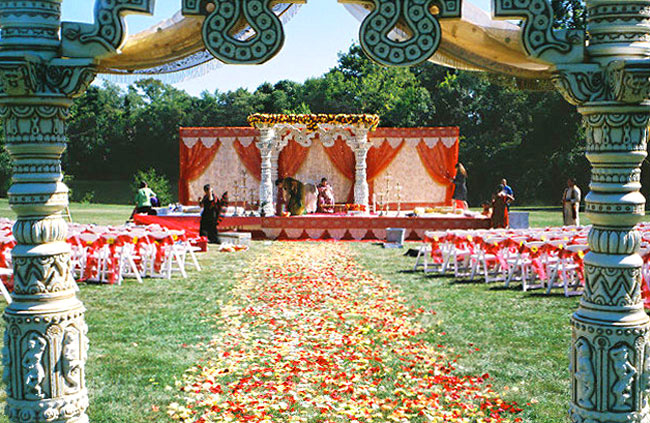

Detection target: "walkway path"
[168, 243, 522, 423]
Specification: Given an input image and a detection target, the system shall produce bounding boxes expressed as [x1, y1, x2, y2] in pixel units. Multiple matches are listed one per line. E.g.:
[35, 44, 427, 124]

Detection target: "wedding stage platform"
[133, 213, 490, 241]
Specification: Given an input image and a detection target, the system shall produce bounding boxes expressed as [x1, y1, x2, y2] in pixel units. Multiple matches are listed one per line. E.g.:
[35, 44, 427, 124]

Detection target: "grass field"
[0, 200, 638, 422]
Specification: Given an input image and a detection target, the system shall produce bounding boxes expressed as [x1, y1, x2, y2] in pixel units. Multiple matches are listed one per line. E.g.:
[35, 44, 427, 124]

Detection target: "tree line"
[4, 40, 634, 207]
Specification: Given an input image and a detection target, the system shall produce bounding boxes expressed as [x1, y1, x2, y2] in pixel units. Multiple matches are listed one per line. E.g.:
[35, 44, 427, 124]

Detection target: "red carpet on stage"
[133, 213, 490, 241]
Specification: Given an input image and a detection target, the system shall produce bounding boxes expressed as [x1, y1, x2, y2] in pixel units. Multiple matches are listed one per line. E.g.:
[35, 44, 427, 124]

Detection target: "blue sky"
[62, 1, 492, 97]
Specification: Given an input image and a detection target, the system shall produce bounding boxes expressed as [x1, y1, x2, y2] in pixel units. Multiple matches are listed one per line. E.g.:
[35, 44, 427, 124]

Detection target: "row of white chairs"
[0, 220, 204, 303]
[414, 227, 590, 297]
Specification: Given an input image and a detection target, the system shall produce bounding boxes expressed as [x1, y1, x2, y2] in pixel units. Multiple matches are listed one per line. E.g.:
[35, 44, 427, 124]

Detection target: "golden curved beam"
[97, 1, 550, 80]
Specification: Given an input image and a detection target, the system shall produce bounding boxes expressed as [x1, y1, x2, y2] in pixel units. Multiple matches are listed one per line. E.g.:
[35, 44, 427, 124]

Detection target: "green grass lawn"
[0, 200, 637, 422]
[0, 199, 133, 226]
[351, 243, 576, 423]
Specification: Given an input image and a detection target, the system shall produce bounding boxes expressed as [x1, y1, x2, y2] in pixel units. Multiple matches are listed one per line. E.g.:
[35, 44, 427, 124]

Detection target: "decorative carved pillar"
[257, 128, 276, 217]
[550, 3, 650, 422]
[570, 102, 650, 423]
[346, 131, 371, 210]
[492, 0, 650, 420]
[271, 149, 280, 208]
[0, 1, 153, 421]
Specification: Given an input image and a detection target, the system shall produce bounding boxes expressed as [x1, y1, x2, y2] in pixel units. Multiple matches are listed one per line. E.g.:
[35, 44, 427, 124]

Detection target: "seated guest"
[317, 178, 335, 213]
[130, 181, 157, 219]
[480, 201, 492, 218]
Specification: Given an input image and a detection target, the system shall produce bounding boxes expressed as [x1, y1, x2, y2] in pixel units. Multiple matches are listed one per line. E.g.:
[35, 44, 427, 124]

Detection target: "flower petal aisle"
[168, 243, 522, 423]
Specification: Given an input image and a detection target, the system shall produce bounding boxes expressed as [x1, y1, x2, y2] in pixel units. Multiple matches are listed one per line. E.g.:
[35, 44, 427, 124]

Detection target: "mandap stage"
[157, 123, 490, 241]
[133, 213, 490, 241]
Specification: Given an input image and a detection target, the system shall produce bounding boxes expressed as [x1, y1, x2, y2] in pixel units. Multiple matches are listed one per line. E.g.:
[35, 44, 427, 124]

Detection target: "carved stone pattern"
[0, 60, 95, 98]
[5, 393, 89, 423]
[1, 105, 68, 144]
[182, 0, 287, 65]
[574, 337, 596, 409]
[3, 310, 86, 326]
[570, 318, 650, 419]
[353, 0, 459, 67]
[588, 228, 640, 255]
[257, 128, 277, 216]
[607, 61, 650, 104]
[552, 66, 607, 105]
[21, 332, 48, 400]
[0, 1, 61, 47]
[584, 113, 649, 153]
[12, 162, 61, 176]
[585, 202, 645, 215]
[61, 0, 155, 58]
[610, 344, 637, 411]
[493, 0, 585, 63]
[12, 254, 75, 295]
[583, 265, 642, 307]
[588, 4, 650, 47]
[4, 318, 89, 421]
[591, 168, 642, 185]
[8, 193, 68, 207]
[12, 218, 68, 245]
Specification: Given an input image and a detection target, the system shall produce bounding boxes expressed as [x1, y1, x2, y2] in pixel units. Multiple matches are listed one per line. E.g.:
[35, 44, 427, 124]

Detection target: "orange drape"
[366, 141, 405, 201]
[324, 138, 356, 203]
[278, 139, 310, 179]
[179, 140, 221, 205]
[416, 140, 459, 205]
[233, 139, 262, 181]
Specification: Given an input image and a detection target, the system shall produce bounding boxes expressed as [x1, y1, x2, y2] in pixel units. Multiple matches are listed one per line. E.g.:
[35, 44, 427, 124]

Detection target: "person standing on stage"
[562, 177, 582, 226]
[199, 184, 218, 243]
[491, 185, 514, 228]
[317, 177, 335, 213]
[451, 163, 468, 209]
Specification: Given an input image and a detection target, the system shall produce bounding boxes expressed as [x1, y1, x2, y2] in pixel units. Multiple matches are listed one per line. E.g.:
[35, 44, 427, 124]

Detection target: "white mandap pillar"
[256, 128, 276, 217]
[347, 130, 372, 210]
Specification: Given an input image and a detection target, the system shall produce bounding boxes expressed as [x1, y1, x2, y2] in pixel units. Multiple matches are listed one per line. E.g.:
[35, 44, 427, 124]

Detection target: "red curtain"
[278, 139, 310, 178]
[233, 139, 262, 181]
[324, 138, 356, 203]
[416, 140, 459, 205]
[179, 140, 222, 205]
[366, 141, 405, 200]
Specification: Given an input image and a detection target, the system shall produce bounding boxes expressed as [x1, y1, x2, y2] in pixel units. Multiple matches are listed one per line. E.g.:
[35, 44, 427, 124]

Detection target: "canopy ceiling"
[96, 2, 551, 80]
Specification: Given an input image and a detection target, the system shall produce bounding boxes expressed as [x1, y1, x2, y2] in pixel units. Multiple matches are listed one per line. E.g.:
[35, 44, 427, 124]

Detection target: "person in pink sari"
[317, 178, 335, 213]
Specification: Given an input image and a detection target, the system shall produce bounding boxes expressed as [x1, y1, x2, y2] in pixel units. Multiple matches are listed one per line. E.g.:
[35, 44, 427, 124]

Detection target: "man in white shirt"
[563, 178, 582, 226]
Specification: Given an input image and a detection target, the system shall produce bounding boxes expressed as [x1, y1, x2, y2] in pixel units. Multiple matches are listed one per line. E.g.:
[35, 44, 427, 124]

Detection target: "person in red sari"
[491, 185, 514, 228]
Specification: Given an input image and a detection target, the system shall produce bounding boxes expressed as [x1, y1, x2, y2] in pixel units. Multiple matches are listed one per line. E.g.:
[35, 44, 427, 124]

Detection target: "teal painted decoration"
[183, 0, 289, 65]
[491, 0, 584, 64]
[351, 0, 461, 67]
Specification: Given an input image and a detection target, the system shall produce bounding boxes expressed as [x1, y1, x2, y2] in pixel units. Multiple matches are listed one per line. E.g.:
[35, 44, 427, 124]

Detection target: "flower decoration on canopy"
[247, 113, 381, 132]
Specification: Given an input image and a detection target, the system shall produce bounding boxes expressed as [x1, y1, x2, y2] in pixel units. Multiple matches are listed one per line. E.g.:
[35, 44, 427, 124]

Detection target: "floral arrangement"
[346, 203, 367, 212]
[248, 113, 380, 132]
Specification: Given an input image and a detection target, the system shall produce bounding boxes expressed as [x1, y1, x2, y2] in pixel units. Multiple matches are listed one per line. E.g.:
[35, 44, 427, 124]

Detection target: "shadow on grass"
[449, 278, 486, 285]
[526, 291, 574, 298]
[489, 285, 524, 292]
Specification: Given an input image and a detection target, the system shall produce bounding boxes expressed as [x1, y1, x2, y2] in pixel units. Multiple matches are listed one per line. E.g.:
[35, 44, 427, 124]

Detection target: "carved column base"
[4, 300, 88, 423]
[570, 313, 650, 423]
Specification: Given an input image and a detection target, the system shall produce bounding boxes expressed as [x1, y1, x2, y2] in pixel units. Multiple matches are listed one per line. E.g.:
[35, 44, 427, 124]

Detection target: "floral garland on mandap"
[248, 113, 380, 132]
